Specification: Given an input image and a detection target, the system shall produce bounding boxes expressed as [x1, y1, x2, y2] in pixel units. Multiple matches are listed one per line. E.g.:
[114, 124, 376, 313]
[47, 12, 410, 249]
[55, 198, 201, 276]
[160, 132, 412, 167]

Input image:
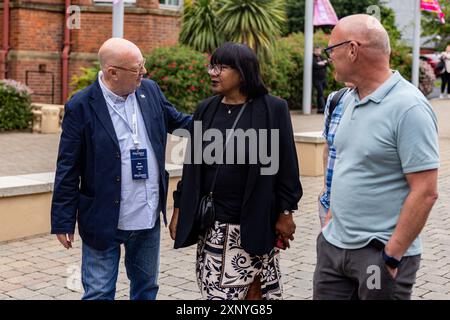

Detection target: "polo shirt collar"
[352, 70, 402, 105]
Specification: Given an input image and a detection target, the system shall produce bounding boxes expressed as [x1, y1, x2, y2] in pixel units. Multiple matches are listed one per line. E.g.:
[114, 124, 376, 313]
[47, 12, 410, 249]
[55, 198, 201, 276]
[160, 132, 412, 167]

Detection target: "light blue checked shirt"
[319, 88, 350, 210]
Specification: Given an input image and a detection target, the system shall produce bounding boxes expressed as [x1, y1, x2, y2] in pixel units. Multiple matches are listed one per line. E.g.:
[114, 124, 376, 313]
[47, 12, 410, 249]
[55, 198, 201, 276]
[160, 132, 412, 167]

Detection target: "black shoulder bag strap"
[208, 100, 249, 195]
[197, 100, 249, 230]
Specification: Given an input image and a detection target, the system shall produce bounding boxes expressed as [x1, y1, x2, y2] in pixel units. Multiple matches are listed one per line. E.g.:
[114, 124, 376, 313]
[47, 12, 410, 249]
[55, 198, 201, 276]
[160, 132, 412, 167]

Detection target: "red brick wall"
[0, 9, 3, 45]
[8, 58, 61, 104]
[1, 0, 181, 103]
[10, 9, 63, 51]
[15, 0, 158, 6]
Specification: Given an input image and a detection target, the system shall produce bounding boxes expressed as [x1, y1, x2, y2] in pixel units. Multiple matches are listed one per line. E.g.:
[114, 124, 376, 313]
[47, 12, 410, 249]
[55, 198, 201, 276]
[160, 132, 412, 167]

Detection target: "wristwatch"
[382, 249, 402, 269]
[282, 210, 293, 215]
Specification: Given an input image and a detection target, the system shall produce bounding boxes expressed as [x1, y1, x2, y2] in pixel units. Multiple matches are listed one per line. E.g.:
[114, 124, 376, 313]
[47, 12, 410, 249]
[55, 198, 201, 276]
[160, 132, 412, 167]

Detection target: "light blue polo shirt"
[322, 71, 439, 257]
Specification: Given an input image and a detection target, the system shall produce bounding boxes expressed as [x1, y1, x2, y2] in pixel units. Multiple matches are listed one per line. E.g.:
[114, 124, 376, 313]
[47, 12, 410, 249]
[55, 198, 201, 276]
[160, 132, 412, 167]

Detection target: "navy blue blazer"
[51, 79, 191, 250]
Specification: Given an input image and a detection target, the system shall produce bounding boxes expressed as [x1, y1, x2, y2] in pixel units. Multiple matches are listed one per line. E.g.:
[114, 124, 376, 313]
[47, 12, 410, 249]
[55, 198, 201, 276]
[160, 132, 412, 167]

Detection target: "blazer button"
[114, 199, 120, 205]
[116, 176, 120, 182]
[116, 152, 120, 159]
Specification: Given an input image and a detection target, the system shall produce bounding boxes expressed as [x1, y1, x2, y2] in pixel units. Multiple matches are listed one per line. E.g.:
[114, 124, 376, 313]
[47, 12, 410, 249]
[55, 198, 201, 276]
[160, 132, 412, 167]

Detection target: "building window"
[93, 0, 137, 5]
[159, 0, 182, 10]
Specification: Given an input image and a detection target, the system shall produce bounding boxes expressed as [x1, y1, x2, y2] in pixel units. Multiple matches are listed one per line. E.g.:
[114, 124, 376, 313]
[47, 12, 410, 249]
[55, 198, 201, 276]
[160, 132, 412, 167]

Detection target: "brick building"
[0, 0, 182, 104]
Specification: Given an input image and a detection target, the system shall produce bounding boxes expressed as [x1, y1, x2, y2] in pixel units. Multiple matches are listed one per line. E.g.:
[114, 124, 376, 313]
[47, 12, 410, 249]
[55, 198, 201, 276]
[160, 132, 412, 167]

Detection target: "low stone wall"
[31, 103, 64, 134]
[0, 165, 183, 242]
[294, 132, 326, 177]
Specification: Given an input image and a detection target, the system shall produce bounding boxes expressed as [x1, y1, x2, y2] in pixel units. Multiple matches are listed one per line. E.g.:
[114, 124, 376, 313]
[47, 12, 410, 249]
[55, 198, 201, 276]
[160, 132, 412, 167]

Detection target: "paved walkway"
[0, 99, 449, 300]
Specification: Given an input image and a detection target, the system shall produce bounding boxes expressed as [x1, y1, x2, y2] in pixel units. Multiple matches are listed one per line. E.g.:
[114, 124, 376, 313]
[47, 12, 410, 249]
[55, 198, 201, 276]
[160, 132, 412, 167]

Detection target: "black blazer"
[51, 79, 191, 250]
[173, 94, 302, 255]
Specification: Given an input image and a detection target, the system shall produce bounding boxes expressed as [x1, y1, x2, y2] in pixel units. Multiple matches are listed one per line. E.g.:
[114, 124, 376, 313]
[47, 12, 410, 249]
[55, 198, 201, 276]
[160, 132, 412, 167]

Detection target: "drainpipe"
[61, 0, 71, 103]
[1, 0, 10, 79]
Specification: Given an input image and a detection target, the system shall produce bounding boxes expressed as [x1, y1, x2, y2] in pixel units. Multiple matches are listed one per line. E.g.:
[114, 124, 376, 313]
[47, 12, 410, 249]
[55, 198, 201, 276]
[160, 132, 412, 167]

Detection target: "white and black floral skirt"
[196, 221, 283, 300]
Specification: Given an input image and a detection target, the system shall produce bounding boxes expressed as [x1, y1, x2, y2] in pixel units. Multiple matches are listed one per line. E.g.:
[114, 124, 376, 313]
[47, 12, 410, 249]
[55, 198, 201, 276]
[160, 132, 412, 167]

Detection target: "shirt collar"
[351, 70, 402, 105]
[98, 71, 134, 105]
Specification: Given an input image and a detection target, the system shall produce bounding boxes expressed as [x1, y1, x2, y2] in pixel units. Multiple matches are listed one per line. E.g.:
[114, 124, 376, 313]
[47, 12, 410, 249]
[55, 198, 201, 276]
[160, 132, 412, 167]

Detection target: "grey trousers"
[313, 233, 421, 300]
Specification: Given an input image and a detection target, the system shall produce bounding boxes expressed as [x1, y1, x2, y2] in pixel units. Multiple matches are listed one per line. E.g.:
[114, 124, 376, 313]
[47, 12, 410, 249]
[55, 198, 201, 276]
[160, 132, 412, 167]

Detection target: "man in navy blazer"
[51, 38, 191, 300]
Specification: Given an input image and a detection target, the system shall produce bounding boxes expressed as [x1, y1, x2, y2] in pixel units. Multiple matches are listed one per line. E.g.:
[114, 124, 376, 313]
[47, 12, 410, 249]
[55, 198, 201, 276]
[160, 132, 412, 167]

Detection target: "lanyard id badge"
[130, 149, 149, 180]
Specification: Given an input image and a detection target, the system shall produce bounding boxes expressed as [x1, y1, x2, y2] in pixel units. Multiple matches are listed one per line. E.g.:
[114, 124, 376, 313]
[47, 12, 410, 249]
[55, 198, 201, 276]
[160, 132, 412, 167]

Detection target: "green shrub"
[419, 60, 436, 97]
[0, 80, 33, 131]
[70, 62, 100, 97]
[145, 45, 211, 114]
[263, 33, 304, 109]
[263, 31, 338, 110]
[391, 43, 412, 81]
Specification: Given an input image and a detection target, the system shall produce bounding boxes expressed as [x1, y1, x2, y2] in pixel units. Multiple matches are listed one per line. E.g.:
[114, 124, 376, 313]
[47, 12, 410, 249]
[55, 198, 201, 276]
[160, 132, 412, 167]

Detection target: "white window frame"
[93, 0, 136, 5]
[159, 0, 183, 11]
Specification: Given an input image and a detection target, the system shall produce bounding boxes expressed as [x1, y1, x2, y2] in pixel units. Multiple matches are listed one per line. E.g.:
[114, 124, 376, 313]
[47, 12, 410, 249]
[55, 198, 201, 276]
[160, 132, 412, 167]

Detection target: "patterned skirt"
[196, 221, 283, 300]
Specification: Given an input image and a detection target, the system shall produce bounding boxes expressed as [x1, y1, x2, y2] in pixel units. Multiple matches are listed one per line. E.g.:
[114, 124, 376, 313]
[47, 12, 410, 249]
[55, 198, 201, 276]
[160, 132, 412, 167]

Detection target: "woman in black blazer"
[169, 42, 302, 300]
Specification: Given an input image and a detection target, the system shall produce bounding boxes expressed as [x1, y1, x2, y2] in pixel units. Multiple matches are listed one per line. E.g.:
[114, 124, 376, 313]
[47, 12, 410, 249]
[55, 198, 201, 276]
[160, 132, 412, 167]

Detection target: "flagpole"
[412, 0, 421, 87]
[303, 0, 314, 115]
[113, 0, 124, 38]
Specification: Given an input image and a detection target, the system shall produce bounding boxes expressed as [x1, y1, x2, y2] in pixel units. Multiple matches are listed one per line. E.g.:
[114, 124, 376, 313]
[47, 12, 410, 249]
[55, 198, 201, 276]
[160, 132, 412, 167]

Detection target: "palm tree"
[217, 0, 286, 58]
[179, 0, 223, 53]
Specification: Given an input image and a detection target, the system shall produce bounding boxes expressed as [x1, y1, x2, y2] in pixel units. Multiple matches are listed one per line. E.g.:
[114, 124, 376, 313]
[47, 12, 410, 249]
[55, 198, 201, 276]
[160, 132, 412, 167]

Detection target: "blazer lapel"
[135, 86, 164, 166]
[193, 95, 221, 193]
[242, 97, 267, 207]
[89, 80, 119, 149]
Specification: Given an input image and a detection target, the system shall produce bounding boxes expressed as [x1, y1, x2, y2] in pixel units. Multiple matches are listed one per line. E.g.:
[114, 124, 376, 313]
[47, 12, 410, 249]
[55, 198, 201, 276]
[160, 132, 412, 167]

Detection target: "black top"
[201, 102, 252, 223]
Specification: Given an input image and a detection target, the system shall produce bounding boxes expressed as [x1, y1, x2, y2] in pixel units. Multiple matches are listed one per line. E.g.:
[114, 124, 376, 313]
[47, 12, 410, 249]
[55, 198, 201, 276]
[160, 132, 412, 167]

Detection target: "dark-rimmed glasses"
[324, 40, 361, 59]
[207, 64, 231, 74]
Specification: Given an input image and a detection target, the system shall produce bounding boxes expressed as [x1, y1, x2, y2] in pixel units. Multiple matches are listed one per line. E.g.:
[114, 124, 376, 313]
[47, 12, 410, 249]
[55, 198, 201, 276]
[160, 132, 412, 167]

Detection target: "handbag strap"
[207, 100, 250, 195]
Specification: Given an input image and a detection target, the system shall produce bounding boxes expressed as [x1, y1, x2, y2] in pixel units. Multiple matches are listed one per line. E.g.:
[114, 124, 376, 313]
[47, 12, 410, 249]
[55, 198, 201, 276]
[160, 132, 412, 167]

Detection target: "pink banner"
[313, 0, 339, 26]
[421, 0, 445, 24]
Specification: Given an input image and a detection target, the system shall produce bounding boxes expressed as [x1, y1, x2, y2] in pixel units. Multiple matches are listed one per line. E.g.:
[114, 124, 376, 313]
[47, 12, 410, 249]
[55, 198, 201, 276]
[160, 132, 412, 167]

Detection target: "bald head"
[335, 14, 391, 56]
[98, 38, 142, 70]
[97, 38, 146, 97]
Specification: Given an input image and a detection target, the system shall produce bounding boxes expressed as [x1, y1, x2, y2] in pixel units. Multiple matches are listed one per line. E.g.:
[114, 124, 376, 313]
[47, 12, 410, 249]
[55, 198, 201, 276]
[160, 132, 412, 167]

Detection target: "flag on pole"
[421, 0, 445, 24]
[313, 0, 339, 26]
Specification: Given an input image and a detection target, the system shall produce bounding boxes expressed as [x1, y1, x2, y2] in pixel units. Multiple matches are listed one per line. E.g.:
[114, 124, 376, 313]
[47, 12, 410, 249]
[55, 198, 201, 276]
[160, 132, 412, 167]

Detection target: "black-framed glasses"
[324, 40, 361, 59]
[111, 58, 147, 74]
[207, 64, 231, 74]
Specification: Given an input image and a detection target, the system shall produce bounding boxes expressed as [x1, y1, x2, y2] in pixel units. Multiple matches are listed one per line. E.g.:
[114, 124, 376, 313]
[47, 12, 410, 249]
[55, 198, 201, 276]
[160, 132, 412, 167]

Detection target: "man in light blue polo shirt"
[313, 15, 439, 300]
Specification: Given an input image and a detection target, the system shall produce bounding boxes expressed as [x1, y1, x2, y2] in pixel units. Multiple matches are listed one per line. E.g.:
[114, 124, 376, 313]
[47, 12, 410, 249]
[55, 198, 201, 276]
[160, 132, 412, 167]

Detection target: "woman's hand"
[275, 212, 296, 249]
[169, 208, 179, 241]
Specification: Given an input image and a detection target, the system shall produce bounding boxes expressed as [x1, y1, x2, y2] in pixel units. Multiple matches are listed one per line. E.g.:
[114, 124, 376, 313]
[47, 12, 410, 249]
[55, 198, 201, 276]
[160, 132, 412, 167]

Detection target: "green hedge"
[70, 62, 100, 97]
[262, 31, 338, 110]
[0, 80, 33, 131]
[263, 33, 303, 109]
[145, 45, 211, 114]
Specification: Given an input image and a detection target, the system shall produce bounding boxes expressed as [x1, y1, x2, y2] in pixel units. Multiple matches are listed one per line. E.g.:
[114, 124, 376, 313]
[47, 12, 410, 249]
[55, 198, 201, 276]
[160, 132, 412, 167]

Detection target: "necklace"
[223, 103, 243, 115]
[224, 104, 233, 114]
